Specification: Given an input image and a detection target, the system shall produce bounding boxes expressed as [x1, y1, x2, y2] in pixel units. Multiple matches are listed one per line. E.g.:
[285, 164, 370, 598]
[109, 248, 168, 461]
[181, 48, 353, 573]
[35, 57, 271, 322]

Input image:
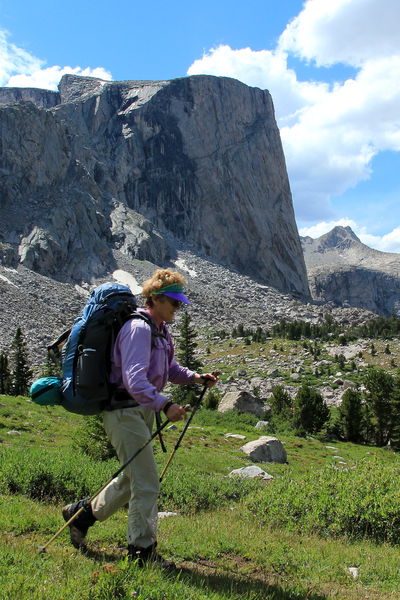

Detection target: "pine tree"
[270, 385, 292, 416]
[10, 328, 33, 396]
[293, 384, 330, 434]
[364, 368, 395, 446]
[338, 354, 346, 370]
[0, 352, 11, 395]
[171, 311, 203, 406]
[40, 351, 62, 378]
[389, 373, 400, 450]
[338, 388, 363, 442]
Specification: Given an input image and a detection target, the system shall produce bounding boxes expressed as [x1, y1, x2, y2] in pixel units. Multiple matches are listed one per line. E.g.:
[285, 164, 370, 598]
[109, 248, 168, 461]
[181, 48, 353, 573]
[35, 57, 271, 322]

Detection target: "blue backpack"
[30, 282, 152, 415]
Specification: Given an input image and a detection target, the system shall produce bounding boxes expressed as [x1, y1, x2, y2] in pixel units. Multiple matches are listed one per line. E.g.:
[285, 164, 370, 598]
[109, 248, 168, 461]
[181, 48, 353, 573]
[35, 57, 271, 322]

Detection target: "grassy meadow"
[2, 384, 400, 600]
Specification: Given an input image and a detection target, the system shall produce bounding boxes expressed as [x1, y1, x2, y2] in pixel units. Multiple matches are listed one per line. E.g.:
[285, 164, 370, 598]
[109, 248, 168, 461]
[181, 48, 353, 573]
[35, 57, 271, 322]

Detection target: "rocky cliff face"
[0, 74, 309, 297]
[302, 226, 400, 315]
[0, 87, 60, 108]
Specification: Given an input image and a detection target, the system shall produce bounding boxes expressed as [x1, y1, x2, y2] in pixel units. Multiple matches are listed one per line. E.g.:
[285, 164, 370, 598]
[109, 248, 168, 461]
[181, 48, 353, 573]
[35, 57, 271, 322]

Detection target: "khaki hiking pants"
[91, 406, 158, 548]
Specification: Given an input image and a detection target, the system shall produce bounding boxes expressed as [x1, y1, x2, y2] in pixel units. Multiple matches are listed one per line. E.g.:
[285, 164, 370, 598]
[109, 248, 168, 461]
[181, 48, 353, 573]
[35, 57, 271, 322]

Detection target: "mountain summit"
[301, 226, 400, 315]
[302, 226, 361, 254]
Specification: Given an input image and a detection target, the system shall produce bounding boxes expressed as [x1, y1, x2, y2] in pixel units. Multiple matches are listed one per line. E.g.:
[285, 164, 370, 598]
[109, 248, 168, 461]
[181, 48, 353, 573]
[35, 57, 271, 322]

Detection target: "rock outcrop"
[302, 226, 400, 315]
[0, 74, 309, 297]
[218, 390, 266, 417]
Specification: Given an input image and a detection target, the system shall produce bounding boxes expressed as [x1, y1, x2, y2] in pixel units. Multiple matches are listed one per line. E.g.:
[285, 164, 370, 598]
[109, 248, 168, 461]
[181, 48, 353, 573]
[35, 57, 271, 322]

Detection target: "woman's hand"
[193, 372, 219, 387]
[165, 403, 186, 422]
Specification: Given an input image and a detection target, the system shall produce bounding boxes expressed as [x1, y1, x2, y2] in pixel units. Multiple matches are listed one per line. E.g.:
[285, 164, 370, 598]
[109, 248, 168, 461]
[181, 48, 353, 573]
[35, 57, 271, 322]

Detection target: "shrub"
[0, 446, 116, 502]
[194, 409, 259, 431]
[0, 443, 260, 514]
[73, 415, 116, 461]
[203, 388, 222, 410]
[245, 459, 400, 544]
[160, 465, 260, 513]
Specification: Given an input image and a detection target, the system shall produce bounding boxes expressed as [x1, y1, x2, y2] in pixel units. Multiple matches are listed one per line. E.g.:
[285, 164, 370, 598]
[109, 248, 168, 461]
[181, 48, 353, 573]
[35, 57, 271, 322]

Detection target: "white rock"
[224, 433, 247, 440]
[229, 466, 273, 480]
[347, 567, 359, 579]
[255, 421, 269, 430]
[158, 512, 178, 519]
[240, 436, 287, 463]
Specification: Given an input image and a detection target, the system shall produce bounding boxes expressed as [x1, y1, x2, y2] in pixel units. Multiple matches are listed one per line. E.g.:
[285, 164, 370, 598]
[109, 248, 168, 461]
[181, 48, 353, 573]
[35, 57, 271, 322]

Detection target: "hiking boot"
[62, 498, 97, 549]
[128, 542, 175, 569]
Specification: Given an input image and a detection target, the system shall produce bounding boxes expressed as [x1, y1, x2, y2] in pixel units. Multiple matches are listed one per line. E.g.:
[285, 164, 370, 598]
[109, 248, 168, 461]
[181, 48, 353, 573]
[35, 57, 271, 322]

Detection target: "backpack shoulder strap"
[129, 312, 166, 346]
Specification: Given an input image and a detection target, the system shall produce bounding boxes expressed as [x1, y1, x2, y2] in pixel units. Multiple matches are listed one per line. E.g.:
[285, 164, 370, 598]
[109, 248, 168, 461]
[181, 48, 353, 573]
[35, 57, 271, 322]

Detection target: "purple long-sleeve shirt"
[110, 309, 195, 412]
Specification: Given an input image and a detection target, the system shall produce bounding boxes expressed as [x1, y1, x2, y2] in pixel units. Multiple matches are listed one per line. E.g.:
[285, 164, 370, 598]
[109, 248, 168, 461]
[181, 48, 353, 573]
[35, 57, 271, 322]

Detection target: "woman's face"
[151, 295, 181, 324]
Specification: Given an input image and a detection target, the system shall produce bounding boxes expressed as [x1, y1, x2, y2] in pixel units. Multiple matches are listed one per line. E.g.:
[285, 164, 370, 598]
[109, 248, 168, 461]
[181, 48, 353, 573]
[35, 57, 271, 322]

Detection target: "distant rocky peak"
[314, 226, 361, 251]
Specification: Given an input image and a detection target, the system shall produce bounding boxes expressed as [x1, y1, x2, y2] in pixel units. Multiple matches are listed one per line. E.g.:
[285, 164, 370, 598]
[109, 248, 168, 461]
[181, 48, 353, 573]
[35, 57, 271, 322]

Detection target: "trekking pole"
[159, 373, 218, 483]
[155, 411, 167, 453]
[38, 417, 171, 554]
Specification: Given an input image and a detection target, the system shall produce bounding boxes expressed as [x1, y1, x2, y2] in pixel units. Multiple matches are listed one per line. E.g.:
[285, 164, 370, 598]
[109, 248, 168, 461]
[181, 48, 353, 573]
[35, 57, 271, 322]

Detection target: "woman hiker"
[62, 268, 218, 566]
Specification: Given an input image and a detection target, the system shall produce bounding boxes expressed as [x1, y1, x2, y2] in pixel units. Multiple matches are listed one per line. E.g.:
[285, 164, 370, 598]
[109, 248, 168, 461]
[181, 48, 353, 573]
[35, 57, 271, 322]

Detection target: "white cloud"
[279, 0, 400, 67]
[0, 29, 112, 91]
[0, 29, 43, 85]
[7, 65, 112, 91]
[187, 44, 327, 125]
[360, 228, 400, 253]
[299, 219, 400, 253]
[186, 0, 400, 224]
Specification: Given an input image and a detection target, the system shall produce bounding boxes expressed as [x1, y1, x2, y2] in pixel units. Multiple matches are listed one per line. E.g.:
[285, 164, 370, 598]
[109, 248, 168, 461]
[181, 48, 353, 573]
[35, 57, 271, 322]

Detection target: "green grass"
[2, 393, 400, 599]
[0, 395, 84, 448]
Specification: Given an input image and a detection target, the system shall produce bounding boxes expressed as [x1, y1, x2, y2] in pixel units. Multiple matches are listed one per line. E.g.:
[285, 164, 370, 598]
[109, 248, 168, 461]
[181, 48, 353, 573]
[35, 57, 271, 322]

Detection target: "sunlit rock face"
[0, 74, 309, 297]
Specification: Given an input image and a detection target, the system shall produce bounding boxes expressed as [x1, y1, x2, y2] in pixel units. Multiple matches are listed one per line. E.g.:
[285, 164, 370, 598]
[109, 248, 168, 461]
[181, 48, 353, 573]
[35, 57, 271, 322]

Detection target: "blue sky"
[1, 0, 399, 252]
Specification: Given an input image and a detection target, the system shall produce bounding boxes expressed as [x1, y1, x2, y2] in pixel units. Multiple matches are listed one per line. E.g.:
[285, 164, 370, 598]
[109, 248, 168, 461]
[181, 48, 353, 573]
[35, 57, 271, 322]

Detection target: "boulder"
[268, 369, 280, 377]
[218, 390, 266, 417]
[229, 466, 273, 480]
[157, 512, 178, 519]
[240, 436, 287, 463]
[255, 421, 269, 430]
[224, 433, 247, 440]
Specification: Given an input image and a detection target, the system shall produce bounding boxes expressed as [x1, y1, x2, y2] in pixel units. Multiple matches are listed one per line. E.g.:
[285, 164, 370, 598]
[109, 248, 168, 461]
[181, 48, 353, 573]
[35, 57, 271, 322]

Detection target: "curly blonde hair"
[142, 269, 187, 307]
